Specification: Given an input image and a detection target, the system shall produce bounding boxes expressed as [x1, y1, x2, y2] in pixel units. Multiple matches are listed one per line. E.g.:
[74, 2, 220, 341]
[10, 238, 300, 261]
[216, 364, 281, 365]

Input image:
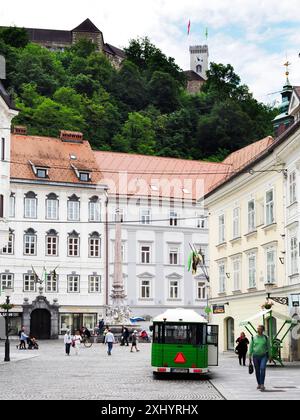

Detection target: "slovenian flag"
[187, 20, 191, 35]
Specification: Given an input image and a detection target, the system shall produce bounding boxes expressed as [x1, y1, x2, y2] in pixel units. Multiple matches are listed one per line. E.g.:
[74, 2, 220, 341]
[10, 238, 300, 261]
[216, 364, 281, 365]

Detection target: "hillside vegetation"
[0, 27, 278, 161]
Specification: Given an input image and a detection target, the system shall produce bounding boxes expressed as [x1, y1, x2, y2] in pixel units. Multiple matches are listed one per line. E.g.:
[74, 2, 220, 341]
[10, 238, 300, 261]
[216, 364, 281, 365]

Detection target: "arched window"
[89, 196, 101, 222]
[24, 192, 37, 219]
[68, 230, 80, 257]
[67, 195, 80, 221]
[226, 317, 235, 350]
[46, 229, 59, 257]
[89, 232, 101, 258]
[46, 193, 59, 220]
[196, 64, 202, 74]
[24, 228, 37, 256]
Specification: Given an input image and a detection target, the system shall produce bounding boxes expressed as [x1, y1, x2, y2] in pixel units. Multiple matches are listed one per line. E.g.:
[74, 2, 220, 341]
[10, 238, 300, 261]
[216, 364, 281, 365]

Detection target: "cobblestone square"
[0, 340, 223, 400]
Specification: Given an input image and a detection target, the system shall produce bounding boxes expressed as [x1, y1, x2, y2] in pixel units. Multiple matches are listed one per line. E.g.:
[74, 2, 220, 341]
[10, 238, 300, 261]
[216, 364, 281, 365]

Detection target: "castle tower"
[189, 45, 209, 80]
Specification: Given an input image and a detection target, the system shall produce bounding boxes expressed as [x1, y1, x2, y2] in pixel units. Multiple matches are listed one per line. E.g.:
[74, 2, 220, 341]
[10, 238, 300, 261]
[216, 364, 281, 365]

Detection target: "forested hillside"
[0, 27, 278, 161]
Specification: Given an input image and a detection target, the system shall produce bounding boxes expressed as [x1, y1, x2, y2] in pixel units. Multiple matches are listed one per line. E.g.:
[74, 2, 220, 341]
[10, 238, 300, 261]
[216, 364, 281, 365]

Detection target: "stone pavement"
[0, 340, 223, 400]
[210, 352, 300, 400]
[1, 340, 300, 400]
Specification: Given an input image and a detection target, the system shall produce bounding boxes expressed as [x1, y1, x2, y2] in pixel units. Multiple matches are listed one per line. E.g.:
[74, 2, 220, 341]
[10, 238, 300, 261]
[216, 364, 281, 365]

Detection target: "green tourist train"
[151, 308, 219, 376]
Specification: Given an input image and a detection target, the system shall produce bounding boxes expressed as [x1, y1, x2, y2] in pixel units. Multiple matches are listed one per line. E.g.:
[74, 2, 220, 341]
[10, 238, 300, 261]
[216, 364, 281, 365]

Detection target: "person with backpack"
[249, 325, 272, 391]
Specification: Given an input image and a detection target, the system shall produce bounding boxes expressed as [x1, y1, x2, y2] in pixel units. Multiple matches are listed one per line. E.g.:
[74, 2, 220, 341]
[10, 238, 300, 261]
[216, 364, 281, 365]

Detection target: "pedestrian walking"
[64, 330, 72, 356]
[102, 326, 109, 344]
[121, 326, 129, 346]
[17, 326, 27, 350]
[98, 318, 104, 335]
[249, 325, 272, 391]
[235, 332, 249, 366]
[130, 330, 140, 353]
[104, 328, 115, 356]
[72, 330, 82, 356]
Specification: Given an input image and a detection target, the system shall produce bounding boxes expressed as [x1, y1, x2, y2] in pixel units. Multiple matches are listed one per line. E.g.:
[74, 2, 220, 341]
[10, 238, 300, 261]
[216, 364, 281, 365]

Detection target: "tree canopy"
[0, 28, 277, 161]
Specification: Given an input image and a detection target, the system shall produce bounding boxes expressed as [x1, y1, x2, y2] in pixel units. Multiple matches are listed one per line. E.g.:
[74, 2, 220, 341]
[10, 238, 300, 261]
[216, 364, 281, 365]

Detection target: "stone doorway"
[22, 295, 59, 339]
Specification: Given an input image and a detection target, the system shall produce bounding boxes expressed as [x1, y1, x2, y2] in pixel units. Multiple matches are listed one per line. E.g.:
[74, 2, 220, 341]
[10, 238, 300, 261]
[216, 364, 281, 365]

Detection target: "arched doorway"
[226, 317, 235, 351]
[265, 316, 277, 340]
[30, 309, 51, 339]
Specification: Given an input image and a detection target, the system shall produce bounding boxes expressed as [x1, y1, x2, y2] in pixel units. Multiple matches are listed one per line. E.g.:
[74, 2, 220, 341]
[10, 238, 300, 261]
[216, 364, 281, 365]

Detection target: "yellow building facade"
[205, 125, 300, 361]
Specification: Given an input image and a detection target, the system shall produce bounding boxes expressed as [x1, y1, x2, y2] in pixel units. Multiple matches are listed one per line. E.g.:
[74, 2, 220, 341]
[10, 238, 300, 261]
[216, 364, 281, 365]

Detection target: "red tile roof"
[207, 136, 275, 194]
[94, 151, 231, 200]
[11, 134, 102, 185]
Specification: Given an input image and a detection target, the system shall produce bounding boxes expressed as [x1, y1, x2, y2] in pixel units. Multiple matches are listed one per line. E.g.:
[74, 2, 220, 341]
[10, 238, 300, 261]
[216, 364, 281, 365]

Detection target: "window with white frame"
[248, 253, 256, 288]
[89, 197, 101, 222]
[1, 231, 14, 255]
[23, 274, 36, 292]
[219, 263, 226, 293]
[46, 194, 59, 220]
[197, 281, 206, 300]
[9, 194, 15, 218]
[248, 200, 256, 232]
[68, 275, 80, 293]
[24, 192, 37, 219]
[170, 211, 178, 226]
[140, 279, 151, 299]
[46, 274, 58, 293]
[141, 209, 151, 225]
[289, 171, 297, 205]
[24, 229, 37, 256]
[265, 189, 275, 225]
[1, 273, 14, 291]
[115, 209, 124, 223]
[141, 245, 151, 264]
[89, 233, 101, 258]
[89, 275, 101, 293]
[67, 195, 80, 221]
[169, 246, 179, 265]
[219, 214, 225, 243]
[169, 280, 179, 299]
[266, 247, 276, 284]
[233, 258, 241, 291]
[46, 230, 58, 257]
[233, 207, 240, 238]
[196, 214, 206, 229]
[290, 235, 298, 276]
[68, 231, 80, 257]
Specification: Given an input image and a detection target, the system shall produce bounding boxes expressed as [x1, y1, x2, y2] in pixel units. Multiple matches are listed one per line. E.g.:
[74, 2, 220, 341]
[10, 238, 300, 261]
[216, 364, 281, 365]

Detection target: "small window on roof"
[79, 172, 90, 182]
[36, 168, 47, 178]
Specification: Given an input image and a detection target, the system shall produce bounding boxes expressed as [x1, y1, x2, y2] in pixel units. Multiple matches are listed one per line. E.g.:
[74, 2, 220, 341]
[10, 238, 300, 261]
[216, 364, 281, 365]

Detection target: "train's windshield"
[153, 323, 206, 345]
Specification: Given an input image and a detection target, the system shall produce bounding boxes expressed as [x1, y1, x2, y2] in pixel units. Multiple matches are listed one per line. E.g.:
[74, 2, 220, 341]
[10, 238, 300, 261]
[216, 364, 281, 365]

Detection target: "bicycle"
[81, 335, 93, 348]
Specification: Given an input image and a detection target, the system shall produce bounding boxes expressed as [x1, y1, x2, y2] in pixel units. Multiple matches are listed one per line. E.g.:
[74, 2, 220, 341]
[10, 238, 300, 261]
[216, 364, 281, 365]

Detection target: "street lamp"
[2, 287, 13, 362]
[265, 282, 289, 306]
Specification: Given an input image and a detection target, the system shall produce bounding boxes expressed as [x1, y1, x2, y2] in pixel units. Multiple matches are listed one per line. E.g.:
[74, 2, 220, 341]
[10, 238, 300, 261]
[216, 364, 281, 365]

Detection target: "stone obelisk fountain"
[105, 209, 131, 325]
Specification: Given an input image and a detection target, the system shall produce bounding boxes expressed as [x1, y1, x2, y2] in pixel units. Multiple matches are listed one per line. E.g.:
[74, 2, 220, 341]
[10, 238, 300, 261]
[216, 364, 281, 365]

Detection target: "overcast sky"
[1, 0, 300, 104]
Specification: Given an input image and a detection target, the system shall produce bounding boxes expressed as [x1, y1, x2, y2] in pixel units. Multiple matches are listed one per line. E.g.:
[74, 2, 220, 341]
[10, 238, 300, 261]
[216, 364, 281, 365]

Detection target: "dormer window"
[29, 161, 49, 179]
[37, 168, 47, 178]
[79, 172, 90, 182]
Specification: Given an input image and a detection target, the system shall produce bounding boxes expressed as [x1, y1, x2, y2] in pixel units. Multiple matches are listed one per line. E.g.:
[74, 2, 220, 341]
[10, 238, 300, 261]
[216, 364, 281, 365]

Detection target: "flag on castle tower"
[187, 20, 191, 35]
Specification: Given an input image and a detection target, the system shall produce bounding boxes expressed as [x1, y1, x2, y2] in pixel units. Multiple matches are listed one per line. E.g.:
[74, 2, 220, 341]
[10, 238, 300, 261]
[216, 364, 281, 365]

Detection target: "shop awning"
[240, 309, 272, 326]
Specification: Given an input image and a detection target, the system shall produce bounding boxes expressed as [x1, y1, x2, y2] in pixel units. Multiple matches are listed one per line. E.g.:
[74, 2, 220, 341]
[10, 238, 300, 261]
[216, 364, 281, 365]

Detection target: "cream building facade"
[205, 125, 300, 361]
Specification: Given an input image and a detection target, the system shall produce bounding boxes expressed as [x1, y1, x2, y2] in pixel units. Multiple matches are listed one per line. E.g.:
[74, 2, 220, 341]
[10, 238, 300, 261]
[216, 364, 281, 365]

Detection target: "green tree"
[0, 27, 29, 48]
[148, 71, 181, 114]
[114, 112, 156, 155]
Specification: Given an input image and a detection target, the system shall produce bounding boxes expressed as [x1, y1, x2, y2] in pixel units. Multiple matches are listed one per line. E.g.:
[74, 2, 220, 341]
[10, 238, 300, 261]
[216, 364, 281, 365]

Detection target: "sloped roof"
[294, 86, 300, 99]
[11, 134, 102, 185]
[94, 150, 230, 200]
[222, 136, 275, 171]
[184, 70, 205, 82]
[104, 43, 126, 58]
[72, 19, 101, 33]
[25, 28, 72, 43]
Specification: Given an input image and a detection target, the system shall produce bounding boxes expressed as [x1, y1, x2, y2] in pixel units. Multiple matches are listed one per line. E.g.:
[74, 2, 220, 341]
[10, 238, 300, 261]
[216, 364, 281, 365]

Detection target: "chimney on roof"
[60, 130, 83, 143]
[12, 126, 27, 135]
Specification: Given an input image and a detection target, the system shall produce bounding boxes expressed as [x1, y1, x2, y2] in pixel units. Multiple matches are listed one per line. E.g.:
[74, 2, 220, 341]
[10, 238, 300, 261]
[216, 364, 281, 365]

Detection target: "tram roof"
[153, 308, 207, 324]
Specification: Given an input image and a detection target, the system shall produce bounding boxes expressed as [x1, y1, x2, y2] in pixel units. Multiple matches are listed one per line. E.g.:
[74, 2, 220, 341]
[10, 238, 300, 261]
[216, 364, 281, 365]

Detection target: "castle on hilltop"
[0, 18, 125, 68]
